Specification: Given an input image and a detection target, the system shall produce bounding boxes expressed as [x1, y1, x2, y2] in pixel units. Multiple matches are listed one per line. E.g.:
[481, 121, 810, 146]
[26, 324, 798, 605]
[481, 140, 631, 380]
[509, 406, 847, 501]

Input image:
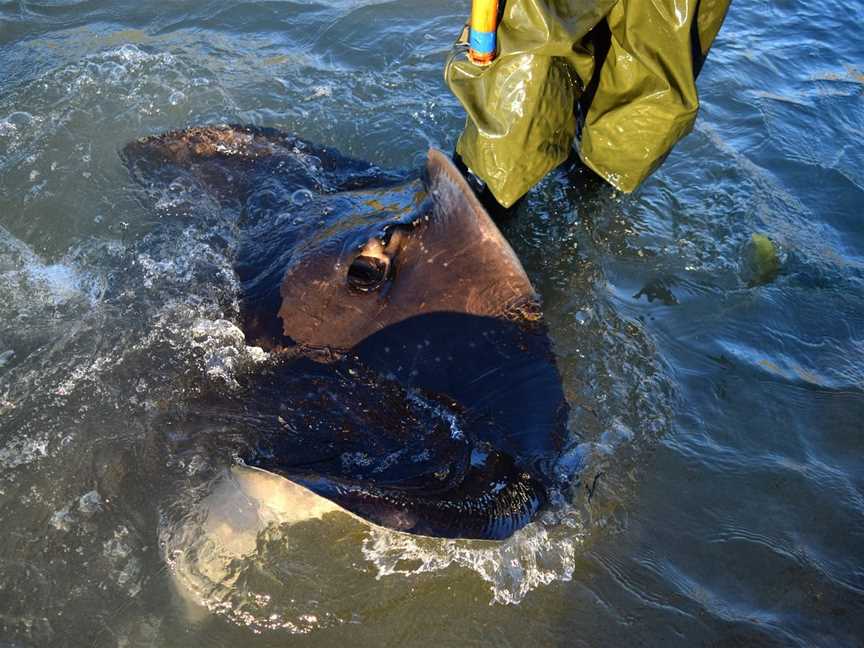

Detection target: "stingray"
[124, 125, 569, 540]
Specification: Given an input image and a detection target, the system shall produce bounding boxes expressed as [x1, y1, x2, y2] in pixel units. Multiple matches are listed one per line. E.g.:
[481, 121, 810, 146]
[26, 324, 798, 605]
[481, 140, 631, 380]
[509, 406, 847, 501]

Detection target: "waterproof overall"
[446, 0, 731, 206]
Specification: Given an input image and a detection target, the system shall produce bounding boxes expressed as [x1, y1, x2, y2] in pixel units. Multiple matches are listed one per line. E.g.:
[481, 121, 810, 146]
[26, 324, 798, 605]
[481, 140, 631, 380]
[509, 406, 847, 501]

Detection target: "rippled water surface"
[1, 1, 863, 645]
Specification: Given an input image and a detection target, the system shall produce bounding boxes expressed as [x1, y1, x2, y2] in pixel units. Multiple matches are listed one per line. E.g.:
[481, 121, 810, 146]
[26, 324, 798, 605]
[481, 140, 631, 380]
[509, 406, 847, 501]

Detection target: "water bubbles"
[103, 525, 143, 597]
[304, 154, 323, 175]
[0, 111, 34, 137]
[50, 505, 76, 532]
[78, 490, 104, 515]
[0, 350, 15, 368]
[307, 85, 332, 100]
[168, 90, 187, 106]
[0, 433, 47, 468]
[573, 308, 592, 326]
[291, 188, 314, 206]
[0, 230, 93, 327]
[9, 110, 33, 128]
[362, 521, 581, 605]
[190, 318, 269, 387]
[191, 318, 246, 347]
[114, 43, 167, 66]
[104, 60, 129, 84]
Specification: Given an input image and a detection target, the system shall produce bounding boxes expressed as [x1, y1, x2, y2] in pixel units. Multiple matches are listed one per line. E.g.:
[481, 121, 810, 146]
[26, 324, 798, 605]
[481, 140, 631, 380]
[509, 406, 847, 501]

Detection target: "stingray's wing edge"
[121, 124, 408, 204]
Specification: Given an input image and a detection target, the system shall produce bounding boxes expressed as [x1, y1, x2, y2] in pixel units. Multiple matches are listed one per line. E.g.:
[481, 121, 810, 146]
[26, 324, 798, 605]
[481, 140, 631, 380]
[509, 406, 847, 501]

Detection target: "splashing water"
[1, 1, 861, 645]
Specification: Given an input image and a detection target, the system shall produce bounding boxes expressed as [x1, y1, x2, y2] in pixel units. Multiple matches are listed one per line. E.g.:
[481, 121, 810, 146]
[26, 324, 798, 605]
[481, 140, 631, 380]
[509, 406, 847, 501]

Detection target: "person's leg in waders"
[445, 0, 731, 212]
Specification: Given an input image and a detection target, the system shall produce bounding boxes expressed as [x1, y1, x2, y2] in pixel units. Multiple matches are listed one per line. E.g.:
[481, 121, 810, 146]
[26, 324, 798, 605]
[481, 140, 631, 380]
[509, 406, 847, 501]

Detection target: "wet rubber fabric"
[445, 0, 731, 206]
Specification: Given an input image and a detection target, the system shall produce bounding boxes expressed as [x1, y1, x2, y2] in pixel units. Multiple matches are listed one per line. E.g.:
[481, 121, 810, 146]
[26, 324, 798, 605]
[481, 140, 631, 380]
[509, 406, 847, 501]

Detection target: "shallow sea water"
[1, 1, 863, 646]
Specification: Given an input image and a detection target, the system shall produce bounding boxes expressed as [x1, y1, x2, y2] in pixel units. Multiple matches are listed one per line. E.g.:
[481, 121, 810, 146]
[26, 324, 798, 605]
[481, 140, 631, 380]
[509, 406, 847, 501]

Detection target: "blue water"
[1, 1, 862, 645]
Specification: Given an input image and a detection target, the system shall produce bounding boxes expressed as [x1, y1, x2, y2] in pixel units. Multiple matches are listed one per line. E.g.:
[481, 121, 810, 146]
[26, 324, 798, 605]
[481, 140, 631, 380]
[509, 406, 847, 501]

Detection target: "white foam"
[103, 525, 142, 597]
[362, 520, 582, 605]
[0, 227, 97, 310]
[189, 318, 270, 387]
[0, 434, 49, 470]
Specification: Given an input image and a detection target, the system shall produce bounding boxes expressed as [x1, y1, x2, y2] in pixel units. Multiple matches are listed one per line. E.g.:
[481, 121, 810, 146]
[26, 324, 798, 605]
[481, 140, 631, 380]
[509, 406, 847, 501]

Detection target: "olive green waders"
[446, 0, 731, 207]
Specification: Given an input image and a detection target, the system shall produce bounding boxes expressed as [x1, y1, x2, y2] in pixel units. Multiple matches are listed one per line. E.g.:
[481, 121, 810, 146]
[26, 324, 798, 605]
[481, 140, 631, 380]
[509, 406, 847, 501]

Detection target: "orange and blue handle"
[468, 0, 499, 65]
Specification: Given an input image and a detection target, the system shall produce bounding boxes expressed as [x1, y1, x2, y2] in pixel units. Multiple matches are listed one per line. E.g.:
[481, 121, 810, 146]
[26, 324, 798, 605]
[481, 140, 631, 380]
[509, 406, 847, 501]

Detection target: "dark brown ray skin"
[123, 124, 398, 203]
[276, 148, 541, 351]
[123, 126, 570, 540]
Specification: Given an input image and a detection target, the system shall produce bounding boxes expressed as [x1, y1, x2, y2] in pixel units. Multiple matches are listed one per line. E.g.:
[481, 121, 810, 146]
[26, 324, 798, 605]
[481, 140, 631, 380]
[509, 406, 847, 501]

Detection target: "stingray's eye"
[347, 255, 389, 293]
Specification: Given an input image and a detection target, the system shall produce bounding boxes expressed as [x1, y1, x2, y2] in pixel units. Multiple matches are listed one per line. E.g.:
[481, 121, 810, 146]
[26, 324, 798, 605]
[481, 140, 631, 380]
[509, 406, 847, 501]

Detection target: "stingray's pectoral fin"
[261, 450, 548, 541]
[122, 124, 298, 205]
[122, 124, 407, 207]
